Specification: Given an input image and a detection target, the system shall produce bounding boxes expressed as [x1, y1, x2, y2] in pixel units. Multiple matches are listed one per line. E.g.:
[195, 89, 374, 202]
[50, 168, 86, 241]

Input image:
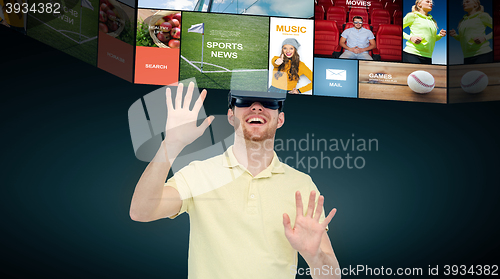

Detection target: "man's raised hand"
[283, 191, 336, 260]
[164, 82, 214, 156]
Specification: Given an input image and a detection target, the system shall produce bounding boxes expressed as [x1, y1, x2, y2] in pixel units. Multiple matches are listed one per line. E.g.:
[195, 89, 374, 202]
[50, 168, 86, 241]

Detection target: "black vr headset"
[227, 71, 287, 112]
[228, 90, 286, 112]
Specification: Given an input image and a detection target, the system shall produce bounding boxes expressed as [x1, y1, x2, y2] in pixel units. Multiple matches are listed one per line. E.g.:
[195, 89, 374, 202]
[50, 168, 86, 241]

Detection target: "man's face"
[353, 19, 363, 30]
[228, 102, 285, 142]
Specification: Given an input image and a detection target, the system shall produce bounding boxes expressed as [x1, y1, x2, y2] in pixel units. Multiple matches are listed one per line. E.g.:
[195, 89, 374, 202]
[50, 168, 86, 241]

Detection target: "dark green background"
[1, 25, 499, 278]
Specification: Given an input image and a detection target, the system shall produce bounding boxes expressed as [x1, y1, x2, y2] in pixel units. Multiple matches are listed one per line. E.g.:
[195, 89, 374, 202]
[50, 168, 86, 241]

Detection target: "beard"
[233, 118, 278, 142]
[242, 124, 277, 142]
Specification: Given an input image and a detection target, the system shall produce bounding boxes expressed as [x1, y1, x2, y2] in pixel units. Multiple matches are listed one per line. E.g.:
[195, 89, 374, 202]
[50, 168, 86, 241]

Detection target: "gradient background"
[1, 25, 499, 278]
[448, 0, 493, 65]
[403, 0, 447, 65]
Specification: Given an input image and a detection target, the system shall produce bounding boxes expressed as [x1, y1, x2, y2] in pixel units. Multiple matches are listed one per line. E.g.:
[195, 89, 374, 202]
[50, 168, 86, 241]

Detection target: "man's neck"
[232, 138, 276, 177]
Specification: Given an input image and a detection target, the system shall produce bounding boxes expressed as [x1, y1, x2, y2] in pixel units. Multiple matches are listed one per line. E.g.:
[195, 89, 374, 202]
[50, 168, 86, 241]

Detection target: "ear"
[277, 112, 285, 129]
[227, 108, 235, 127]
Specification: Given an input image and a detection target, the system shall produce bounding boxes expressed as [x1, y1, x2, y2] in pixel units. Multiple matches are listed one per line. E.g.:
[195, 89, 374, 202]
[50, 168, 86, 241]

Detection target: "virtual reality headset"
[228, 90, 286, 111]
[228, 71, 287, 111]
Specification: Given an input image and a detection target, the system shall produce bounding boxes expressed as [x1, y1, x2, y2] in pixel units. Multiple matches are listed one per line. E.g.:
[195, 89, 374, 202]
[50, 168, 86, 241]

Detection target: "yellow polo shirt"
[166, 146, 326, 279]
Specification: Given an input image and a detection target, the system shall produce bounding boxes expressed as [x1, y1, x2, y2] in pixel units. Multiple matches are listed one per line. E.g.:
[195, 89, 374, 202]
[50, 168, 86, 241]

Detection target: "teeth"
[247, 117, 264, 123]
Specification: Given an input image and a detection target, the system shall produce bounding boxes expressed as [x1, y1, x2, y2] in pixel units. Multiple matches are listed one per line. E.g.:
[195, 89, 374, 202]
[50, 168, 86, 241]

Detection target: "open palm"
[164, 82, 213, 148]
[283, 191, 336, 259]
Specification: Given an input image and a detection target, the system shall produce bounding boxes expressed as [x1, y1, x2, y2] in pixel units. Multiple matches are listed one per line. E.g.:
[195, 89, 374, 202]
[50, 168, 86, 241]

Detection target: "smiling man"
[129, 82, 340, 279]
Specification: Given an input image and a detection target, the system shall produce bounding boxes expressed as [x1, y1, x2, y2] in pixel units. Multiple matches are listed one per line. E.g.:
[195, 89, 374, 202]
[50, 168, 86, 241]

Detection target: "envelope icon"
[326, 69, 347, 81]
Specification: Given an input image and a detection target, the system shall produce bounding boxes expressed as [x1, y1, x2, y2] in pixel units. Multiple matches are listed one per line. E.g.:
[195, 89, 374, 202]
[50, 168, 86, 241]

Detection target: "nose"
[250, 102, 264, 111]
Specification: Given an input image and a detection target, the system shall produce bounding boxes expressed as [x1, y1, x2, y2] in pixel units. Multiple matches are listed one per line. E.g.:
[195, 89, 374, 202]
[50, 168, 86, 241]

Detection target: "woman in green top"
[449, 0, 493, 64]
[403, 0, 447, 64]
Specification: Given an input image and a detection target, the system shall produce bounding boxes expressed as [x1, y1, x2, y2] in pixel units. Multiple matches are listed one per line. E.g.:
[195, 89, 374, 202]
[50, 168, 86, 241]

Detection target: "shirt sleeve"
[271, 56, 280, 68]
[340, 29, 348, 39]
[164, 169, 194, 219]
[368, 29, 375, 40]
[480, 13, 493, 40]
[403, 13, 415, 41]
[297, 62, 313, 93]
[453, 19, 463, 41]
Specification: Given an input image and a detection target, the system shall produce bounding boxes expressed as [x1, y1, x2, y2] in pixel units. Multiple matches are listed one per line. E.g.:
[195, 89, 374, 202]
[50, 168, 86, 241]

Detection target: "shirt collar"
[222, 145, 285, 177]
[414, 12, 433, 19]
[463, 12, 481, 19]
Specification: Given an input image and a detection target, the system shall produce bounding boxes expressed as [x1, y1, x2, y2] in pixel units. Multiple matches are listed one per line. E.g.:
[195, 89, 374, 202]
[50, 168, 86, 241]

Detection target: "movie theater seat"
[372, 24, 403, 61]
[371, 9, 391, 34]
[317, 0, 334, 9]
[393, 10, 403, 25]
[334, 0, 348, 10]
[326, 7, 347, 31]
[315, 20, 342, 58]
[368, 2, 384, 15]
[348, 9, 369, 24]
[385, 3, 401, 22]
[494, 25, 500, 61]
[315, 5, 325, 20]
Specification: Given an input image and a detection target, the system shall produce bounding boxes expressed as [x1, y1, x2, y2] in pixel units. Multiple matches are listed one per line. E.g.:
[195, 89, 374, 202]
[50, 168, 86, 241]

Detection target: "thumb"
[198, 115, 215, 131]
[322, 208, 337, 228]
[283, 213, 292, 232]
[280, 54, 284, 59]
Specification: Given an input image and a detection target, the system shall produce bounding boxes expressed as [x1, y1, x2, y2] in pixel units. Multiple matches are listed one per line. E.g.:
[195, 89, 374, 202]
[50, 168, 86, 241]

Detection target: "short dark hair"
[352, 16, 363, 22]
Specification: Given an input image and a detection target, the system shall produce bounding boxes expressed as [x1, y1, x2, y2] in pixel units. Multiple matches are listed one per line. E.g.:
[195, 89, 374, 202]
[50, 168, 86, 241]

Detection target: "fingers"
[282, 213, 292, 232]
[295, 191, 304, 218]
[314, 195, 324, 222]
[411, 36, 422, 44]
[183, 81, 194, 109]
[306, 191, 316, 218]
[175, 82, 183, 109]
[322, 208, 337, 228]
[198, 115, 215, 132]
[192, 89, 207, 113]
[166, 87, 174, 111]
